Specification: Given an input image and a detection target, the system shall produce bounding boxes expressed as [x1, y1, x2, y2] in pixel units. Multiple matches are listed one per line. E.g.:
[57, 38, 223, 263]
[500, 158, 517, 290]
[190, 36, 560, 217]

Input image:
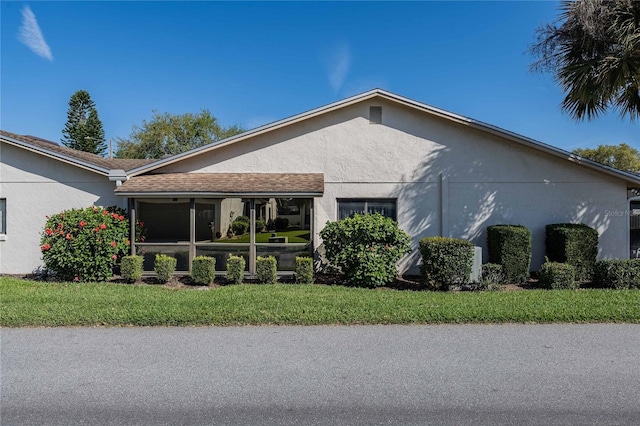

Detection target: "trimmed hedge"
[419, 237, 474, 290]
[295, 257, 314, 284]
[191, 256, 216, 285]
[593, 259, 640, 289]
[481, 263, 505, 286]
[538, 262, 577, 290]
[154, 254, 176, 283]
[546, 223, 598, 281]
[226, 255, 245, 284]
[121, 255, 143, 283]
[487, 225, 532, 284]
[256, 256, 277, 284]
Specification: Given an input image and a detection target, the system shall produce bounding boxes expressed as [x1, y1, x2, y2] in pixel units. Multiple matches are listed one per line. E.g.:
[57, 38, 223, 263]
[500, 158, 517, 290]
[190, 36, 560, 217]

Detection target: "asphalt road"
[2, 324, 639, 425]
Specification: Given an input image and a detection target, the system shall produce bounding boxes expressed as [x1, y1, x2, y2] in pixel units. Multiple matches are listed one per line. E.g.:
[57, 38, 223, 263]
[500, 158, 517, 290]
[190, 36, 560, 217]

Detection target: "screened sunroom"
[114, 173, 323, 275]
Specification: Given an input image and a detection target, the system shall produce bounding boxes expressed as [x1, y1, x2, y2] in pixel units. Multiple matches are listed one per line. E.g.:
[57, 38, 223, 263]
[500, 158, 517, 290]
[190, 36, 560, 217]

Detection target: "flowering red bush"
[40, 206, 131, 282]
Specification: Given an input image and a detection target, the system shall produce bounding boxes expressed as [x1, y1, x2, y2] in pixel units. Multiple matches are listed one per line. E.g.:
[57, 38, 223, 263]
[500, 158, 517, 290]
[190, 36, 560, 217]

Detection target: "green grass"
[227, 230, 310, 244]
[1, 277, 639, 327]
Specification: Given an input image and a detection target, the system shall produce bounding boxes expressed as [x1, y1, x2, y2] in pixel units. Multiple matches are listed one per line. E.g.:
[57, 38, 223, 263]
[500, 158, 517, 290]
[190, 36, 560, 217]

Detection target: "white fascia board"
[1, 135, 110, 176]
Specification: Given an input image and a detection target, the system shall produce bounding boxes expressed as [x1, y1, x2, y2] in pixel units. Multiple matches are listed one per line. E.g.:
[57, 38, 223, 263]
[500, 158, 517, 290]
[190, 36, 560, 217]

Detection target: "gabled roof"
[125, 89, 640, 188]
[0, 130, 155, 175]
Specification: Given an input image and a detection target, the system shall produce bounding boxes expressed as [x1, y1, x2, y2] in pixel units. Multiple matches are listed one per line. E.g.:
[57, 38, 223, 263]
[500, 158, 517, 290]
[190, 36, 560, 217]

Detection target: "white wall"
[150, 98, 631, 274]
[0, 143, 121, 274]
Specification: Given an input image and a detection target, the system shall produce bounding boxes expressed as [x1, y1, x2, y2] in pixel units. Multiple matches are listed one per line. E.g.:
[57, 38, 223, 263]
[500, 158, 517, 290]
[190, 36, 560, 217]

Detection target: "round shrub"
[538, 261, 577, 289]
[295, 256, 314, 284]
[226, 255, 246, 284]
[40, 206, 130, 282]
[121, 255, 143, 283]
[154, 254, 176, 283]
[419, 237, 474, 290]
[232, 218, 249, 236]
[191, 256, 216, 285]
[481, 263, 506, 288]
[255, 218, 266, 233]
[319, 213, 411, 288]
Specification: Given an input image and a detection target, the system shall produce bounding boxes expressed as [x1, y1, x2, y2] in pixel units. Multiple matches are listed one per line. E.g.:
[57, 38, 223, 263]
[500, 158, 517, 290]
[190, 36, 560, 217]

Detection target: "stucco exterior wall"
[0, 143, 121, 274]
[153, 99, 629, 274]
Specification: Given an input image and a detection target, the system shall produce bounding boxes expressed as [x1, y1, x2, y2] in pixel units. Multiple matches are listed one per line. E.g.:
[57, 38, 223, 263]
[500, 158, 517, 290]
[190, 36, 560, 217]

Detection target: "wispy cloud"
[325, 43, 351, 93]
[19, 6, 53, 61]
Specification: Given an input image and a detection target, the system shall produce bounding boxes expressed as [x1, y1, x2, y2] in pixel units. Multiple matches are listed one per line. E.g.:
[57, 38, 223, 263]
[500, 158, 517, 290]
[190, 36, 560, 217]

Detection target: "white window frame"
[337, 198, 397, 221]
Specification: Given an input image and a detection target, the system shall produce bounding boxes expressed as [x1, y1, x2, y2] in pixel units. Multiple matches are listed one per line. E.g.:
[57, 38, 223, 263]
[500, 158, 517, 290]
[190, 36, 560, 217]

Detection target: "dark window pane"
[196, 245, 250, 271]
[195, 199, 216, 242]
[367, 200, 396, 220]
[256, 244, 312, 271]
[137, 199, 190, 242]
[338, 199, 396, 220]
[136, 245, 190, 271]
[338, 200, 366, 220]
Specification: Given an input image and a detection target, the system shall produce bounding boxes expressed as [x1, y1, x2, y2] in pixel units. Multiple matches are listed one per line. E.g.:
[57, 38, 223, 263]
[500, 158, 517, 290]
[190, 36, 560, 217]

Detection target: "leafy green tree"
[573, 143, 640, 173]
[115, 110, 243, 159]
[62, 90, 106, 155]
[530, 0, 640, 121]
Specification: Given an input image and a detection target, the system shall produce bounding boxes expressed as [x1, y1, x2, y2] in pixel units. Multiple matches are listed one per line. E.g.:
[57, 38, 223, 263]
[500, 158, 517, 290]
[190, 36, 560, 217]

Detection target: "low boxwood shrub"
[40, 205, 131, 282]
[319, 213, 411, 288]
[154, 254, 176, 283]
[191, 256, 216, 285]
[255, 218, 266, 233]
[295, 256, 314, 284]
[487, 225, 532, 284]
[593, 259, 640, 289]
[545, 223, 598, 281]
[256, 256, 277, 284]
[226, 255, 245, 284]
[538, 262, 577, 289]
[481, 263, 505, 289]
[121, 255, 143, 283]
[419, 237, 474, 290]
[274, 217, 289, 232]
[232, 216, 249, 236]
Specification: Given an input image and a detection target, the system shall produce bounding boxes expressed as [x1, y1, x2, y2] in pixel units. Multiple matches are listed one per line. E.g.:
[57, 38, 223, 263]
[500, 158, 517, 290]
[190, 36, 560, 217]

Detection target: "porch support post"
[249, 200, 256, 276]
[129, 198, 136, 256]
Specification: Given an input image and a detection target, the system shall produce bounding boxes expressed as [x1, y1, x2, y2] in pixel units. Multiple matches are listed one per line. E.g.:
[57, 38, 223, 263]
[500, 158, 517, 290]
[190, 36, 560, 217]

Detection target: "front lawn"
[1, 277, 639, 327]
[227, 230, 310, 243]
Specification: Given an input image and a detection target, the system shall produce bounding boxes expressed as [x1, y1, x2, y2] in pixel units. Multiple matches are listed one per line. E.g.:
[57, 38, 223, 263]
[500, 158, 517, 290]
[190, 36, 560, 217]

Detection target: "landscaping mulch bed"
[2, 272, 537, 291]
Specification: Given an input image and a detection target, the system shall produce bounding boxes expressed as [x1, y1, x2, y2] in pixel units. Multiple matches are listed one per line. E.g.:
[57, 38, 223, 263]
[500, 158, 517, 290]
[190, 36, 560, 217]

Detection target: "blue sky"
[1, 1, 638, 155]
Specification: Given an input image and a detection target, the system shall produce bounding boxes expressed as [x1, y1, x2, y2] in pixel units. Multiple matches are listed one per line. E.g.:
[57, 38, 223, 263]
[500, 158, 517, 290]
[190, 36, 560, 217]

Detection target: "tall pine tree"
[62, 90, 106, 155]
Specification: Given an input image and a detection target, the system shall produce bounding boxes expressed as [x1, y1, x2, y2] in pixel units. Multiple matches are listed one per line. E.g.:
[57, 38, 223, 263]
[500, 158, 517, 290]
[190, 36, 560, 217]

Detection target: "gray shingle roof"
[114, 173, 324, 195]
[0, 130, 155, 172]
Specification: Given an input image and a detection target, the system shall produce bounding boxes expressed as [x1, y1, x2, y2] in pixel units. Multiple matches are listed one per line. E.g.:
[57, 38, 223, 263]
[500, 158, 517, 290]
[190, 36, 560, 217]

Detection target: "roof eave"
[112, 88, 640, 186]
[114, 191, 323, 198]
[1, 135, 111, 176]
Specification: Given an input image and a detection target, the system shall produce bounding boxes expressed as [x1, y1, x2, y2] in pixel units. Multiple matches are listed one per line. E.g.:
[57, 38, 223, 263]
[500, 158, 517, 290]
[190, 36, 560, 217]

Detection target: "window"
[0, 198, 5, 235]
[338, 199, 396, 220]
